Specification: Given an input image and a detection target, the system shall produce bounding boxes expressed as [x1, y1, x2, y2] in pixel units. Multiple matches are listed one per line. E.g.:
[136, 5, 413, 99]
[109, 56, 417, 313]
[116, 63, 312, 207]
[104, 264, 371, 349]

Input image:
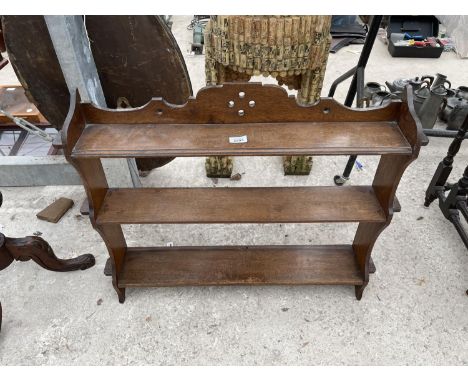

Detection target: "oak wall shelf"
[63, 82, 423, 302]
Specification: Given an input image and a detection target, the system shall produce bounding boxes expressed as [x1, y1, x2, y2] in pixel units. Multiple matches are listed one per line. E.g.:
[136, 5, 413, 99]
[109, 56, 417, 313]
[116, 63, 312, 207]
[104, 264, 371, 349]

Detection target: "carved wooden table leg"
[425, 117, 468, 207]
[0, 233, 95, 272]
[0, 232, 95, 332]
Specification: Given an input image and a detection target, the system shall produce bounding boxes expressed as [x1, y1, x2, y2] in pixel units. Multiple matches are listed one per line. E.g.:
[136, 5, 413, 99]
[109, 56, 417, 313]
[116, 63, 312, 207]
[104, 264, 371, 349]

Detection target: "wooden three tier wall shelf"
[63, 83, 423, 302]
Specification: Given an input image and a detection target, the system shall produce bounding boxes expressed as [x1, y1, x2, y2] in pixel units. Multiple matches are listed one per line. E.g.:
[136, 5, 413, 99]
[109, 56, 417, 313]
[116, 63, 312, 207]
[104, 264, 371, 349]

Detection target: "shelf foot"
[393, 197, 402, 213]
[113, 282, 126, 303]
[104, 258, 112, 276]
[355, 284, 367, 300]
[105, 259, 124, 302]
[369, 257, 376, 274]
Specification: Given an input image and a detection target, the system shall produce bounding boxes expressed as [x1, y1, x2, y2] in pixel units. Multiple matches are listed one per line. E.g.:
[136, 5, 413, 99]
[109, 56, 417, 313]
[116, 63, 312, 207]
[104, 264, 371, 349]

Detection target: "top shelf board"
[71, 121, 412, 158]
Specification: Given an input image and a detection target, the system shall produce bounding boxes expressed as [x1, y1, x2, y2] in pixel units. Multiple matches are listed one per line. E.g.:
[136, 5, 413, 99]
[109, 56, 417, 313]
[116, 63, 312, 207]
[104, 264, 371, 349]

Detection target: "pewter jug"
[447, 102, 468, 131]
[413, 83, 433, 114]
[430, 73, 451, 90]
[417, 85, 448, 129]
[456, 86, 468, 101]
[440, 91, 465, 122]
[363, 82, 386, 101]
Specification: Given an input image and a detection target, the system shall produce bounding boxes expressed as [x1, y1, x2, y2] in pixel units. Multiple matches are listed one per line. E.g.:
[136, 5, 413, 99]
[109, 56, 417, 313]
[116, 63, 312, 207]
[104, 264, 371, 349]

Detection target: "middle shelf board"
[71, 121, 412, 158]
[96, 186, 387, 225]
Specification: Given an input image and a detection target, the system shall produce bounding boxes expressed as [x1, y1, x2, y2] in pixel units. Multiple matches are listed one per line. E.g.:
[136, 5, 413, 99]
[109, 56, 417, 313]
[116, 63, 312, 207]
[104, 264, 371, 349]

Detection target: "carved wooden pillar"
[204, 15, 332, 177]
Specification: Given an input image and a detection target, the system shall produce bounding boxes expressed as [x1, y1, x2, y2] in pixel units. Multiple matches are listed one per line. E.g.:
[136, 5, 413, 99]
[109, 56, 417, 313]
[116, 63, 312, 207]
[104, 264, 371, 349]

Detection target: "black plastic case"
[387, 16, 444, 58]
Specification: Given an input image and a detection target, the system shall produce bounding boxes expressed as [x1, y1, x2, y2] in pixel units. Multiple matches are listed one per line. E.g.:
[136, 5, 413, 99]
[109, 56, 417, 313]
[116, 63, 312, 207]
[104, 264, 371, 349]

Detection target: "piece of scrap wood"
[36, 197, 74, 223]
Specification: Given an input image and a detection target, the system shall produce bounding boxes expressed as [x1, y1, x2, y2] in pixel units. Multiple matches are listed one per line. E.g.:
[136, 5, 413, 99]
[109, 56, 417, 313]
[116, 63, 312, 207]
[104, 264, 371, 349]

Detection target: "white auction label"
[229, 135, 248, 144]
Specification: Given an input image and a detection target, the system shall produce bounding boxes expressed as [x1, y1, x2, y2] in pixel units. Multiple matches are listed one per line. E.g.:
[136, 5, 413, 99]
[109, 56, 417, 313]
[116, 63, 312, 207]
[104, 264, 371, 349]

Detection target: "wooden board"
[2, 16, 70, 129]
[73, 121, 411, 158]
[36, 198, 74, 223]
[119, 245, 364, 287]
[2, 16, 190, 170]
[85, 16, 193, 170]
[85, 16, 192, 108]
[96, 186, 386, 224]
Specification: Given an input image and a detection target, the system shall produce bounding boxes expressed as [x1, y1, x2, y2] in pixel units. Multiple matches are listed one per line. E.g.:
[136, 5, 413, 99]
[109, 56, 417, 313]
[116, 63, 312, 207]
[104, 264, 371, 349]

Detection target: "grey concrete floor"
[0, 16, 467, 365]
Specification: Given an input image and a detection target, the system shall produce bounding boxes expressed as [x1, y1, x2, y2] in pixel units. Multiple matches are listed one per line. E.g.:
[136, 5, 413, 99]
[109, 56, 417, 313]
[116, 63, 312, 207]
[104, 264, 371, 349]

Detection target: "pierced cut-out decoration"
[239, 91, 245, 99]
[323, 107, 331, 114]
[238, 109, 245, 116]
[156, 109, 163, 116]
[228, 100, 235, 108]
[249, 100, 255, 108]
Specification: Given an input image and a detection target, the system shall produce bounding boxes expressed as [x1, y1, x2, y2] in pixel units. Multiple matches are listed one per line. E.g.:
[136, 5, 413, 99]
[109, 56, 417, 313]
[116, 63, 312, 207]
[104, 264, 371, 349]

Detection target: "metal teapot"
[385, 76, 432, 100]
[386, 76, 432, 92]
[385, 78, 411, 93]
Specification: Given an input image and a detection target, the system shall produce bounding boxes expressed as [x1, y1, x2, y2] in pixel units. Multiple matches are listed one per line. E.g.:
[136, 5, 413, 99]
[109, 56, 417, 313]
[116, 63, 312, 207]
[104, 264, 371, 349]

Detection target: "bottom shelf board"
[118, 245, 364, 288]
